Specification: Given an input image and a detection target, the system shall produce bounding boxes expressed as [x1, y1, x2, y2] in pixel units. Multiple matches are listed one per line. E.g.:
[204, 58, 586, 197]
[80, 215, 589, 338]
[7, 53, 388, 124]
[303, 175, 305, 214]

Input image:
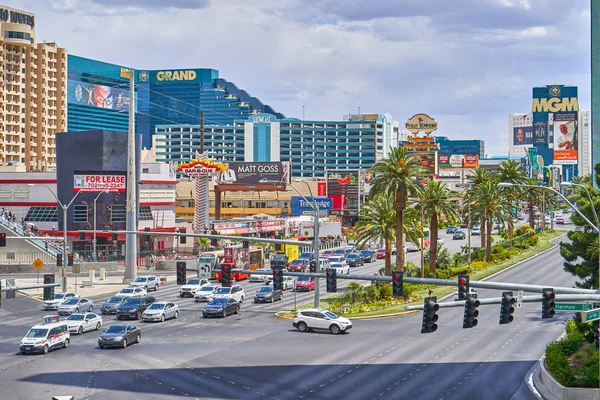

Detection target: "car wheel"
[78, 326, 83, 335]
[179, 294, 184, 298]
[122, 339, 127, 348]
[42, 345, 49, 354]
[235, 306, 240, 314]
[136, 311, 141, 320]
[202, 313, 207, 318]
[136, 334, 141, 344]
[240, 296, 245, 303]
[297, 321, 308, 332]
[270, 296, 274, 303]
[222, 310, 227, 318]
[254, 299, 258, 303]
[96, 322, 101, 330]
[116, 316, 122, 320]
[279, 293, 283, 301]
[75, 308, 80, 313]
[174, 311, 179, 319]
[144, 286, 148, 292]
[154, 284, 159, 291]
[329, 324, 342, 334]
[63, 338, 70, 348]
[160, 314, 165, 322]
[89, 306, 93, 312]
[99, 344, 105, 349]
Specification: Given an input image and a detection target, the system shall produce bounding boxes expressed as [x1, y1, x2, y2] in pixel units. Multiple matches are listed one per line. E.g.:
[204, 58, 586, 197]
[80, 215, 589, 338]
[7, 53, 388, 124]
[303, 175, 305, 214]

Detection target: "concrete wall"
[155, 259, 196, 271]
[539, 357, 600, 400]
[0, 262, 120, 274]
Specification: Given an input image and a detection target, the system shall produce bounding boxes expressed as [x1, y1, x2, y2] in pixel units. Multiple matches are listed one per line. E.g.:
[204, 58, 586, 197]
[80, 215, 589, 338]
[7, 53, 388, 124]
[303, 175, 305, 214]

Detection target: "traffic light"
[176, 261, 186, 285]
[500, 291, 515, 324]
[309, 261, 317, 273]
[542, 288, 556, 319]
[56, 253, 63, 267]
[67, 253, 74, 267]
[421, 296, 439, 333]
[180, 228, 186, 244]
[273, 268, 283, 291]
[211, 230, 218, 247]
[79, 231, 85, 240]
[112, 232, 118, 241]
[457, 275, 469, 301]
[243, 241, 249, 249]
[463, 294, 480, 329]
[43, 274, 55, 301]
[0, 232, 6, 247]
[221, 264, 231, 287]
[326, 268, 337, 292]
[392, 272, 403, 297]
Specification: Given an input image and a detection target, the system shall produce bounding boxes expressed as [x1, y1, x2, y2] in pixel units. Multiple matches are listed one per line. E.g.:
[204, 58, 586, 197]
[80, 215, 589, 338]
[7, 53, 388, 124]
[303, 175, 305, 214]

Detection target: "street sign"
[196, 259, 211, 280]
[302, 210, 329, 217]
[555, 303, 593, 312]
[515, 290, 523, 308]
[580, 308, 600, 323]
[32, 258, 44, 271]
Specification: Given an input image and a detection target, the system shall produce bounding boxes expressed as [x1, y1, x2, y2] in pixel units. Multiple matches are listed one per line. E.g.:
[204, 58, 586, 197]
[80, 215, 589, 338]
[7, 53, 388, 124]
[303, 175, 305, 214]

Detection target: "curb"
[275, 309, 420, 320]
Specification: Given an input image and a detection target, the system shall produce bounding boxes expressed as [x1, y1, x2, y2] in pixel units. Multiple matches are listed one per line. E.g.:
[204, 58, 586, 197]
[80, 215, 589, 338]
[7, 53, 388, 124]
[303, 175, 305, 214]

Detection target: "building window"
[24, 206, 58, 222]
[139, 206, 153, 221]
[73, 205, 88, 223]
[111, 205, 126, 223]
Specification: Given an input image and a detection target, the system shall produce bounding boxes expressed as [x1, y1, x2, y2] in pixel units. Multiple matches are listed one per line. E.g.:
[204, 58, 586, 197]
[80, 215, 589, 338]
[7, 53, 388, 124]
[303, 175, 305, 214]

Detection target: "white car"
[43, 292, 77, 311]
[471, 227, 481, 236]
[66, 313, 103, 334]
[330, 262, 350, 275]
[179, 278, 210, 298]
[267, 276, 295, 290]
[437, 238, 444, 246]
[194, 285, 218, 302]
[142, 302, 180, 322]
[117, 287, 147, 298]
[249, 268, 270, 283]
[129, 275, 159, 292]
[211, 285, 245, 303]
[328, 256, 346, 265]
[293, 308, 352, 334]
[406, 242, 419, 252]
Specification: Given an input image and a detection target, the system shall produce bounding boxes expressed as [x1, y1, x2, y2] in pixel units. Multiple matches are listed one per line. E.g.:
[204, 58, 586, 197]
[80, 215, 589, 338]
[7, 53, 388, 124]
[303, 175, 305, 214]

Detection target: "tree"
[369, 147, 426, 272]
[497, 160, 526, 250]
[197, 237, 210, 252]
[522, 178, 545, 229]
[471, 178, 506, 261]
[416, 180, 459, 276]
[467, 168, 494, 247]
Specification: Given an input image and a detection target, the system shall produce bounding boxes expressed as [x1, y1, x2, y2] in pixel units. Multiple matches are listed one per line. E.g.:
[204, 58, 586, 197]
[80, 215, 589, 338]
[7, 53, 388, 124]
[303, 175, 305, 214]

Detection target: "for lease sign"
[73, 174, 126, 192]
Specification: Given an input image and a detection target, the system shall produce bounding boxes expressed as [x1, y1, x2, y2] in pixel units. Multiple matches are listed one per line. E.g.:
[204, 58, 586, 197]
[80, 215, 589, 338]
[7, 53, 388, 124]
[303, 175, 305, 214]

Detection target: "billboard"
[327, 170, 361, 195]
[212, 162, 290, 186]
[68, 80, 131, 110]
[553, 113, 578, 164]
[513, 126, 534, 146]
[533, 122, 547, 144]
[438, 154, 479, 169]
[291, 196, 333, 216]
[414, 152, 437, 177]
[73, 173, 126, 192]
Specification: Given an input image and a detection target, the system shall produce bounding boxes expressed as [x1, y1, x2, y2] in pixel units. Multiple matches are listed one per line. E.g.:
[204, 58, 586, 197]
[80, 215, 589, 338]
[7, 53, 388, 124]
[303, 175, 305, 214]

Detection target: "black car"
[116, 296, 156, 320]
[345, 253, 364, 267]
[101, 296, 127, 315]
[446, 225, 457, 234]
[203, 298, 240, 318]
[254, 286, 283, 303]
[360, 250, 375, 263]
[453, 231, 466, 240]
[270, 254, 289, 269]
[98, 324, 141, 349]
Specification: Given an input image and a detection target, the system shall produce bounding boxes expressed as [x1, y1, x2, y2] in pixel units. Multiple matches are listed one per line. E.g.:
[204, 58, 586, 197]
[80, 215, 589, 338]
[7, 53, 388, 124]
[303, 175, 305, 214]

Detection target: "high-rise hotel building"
[0, 5, 67, 171]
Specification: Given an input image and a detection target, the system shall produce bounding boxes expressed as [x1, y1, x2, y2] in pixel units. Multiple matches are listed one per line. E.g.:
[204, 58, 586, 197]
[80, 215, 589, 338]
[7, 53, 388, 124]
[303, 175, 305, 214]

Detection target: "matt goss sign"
[213, 162, 290, 187]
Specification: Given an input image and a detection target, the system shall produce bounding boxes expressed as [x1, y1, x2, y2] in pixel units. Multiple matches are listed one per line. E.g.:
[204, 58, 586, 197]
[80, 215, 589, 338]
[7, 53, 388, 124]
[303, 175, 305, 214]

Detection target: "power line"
[134, 96, 224, 126]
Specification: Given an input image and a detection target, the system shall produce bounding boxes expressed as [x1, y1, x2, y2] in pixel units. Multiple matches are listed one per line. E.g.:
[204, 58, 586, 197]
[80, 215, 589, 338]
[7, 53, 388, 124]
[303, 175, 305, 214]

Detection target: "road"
[0, 233, 580, 399]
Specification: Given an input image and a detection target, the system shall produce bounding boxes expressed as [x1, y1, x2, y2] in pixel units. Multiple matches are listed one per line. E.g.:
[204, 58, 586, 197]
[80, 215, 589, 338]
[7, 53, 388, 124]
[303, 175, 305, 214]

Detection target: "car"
[129, 275, 159, 292]
[298, 251, 315, 261]
[319, 257, 332, 270]
[453, 288, 478, 301]
[345, 253, 364, 267]
[254, 286, 283, 303]
[249, 268, 270, 283]
[203, 298, 240, 318]
[321, 250, 335, 258]
[406, 242, 419, 252]
[376, 249, 386, 259]
[42, 292, 77, 311]
[545, 216, 551, 224]
[556, 217, 565, 224]
[360, 250, 375, 263]
[517, 212, 525, 220]
[460, 221, 468, 228]
[117, 287, 147, 298]
[328, 256, 346, 265]
[142, 302, 179, 322]
[446, 226, 457, 234]
[66, 312, 103, 334]
[20, 317, 70, 354]
[101, 296, 127, 315]
[270, 254, 289, 269]
[179, 278, 210, 297]
[471, 226, 481, 236]
[288, 258, 309, 272]
[333, 249, 346, 257]
[453, 231, 466, 240]
[116, 295, 156, 320]
[281, 276, 295, 290]
[98, 324, 141, 349]
[295, 276, 315, 292]
[57, 297, 94, 315]
[330, 262, 349, 275]
[293, 308, 352, 334]
[194, 285, 219, 302]
[212, 285, 245, 303]
[437, 238, 444, 246]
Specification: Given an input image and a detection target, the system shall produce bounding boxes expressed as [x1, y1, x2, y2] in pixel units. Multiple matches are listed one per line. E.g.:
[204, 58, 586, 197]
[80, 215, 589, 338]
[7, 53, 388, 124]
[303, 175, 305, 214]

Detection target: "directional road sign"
[580, 308, 600, 323]
[302, 210, 330, 217]
[555, 303, 593, 312]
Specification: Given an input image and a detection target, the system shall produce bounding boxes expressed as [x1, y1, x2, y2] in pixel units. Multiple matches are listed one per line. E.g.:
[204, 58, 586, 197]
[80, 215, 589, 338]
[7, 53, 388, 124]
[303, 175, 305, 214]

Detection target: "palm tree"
[197, 237, 211, 252]
[417, 181, 460, 276]
[471, 178, 506, 261]
[497, 160, 527, 250]
[522, 178, 545, 229]
[467, 168, 494, 246]
[369, 147, 426, 272]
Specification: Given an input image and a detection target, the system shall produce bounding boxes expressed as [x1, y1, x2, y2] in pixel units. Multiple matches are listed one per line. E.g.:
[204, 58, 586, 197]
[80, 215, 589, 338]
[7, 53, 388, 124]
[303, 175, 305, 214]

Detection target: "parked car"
[194, 285, 218, 302]
[360, 250, 375, 263]
[295, 276, 315, 292]
[406, 242, 419, 252]
[446, 226, 457, 234]
[98, 324, 141, 349]
[43, 292, 77, 311]
[101, 296, 127, 315]
[330, 262, 349, 275]
[345, 253, 364, 267]
[453, 231, 466, 240]
[376, 249, 386, 259]
[203, 298, 240, 318]
[254, 286, 283, 303]
[116, 295, 156, 320]
[66, 313, 103, 334]
[57, 297, 94, 315]
[556, 217, 565, 224]
[471, 226, 481, 236]
[270, 253, 289, 269]
[117, 287, 147, 298]
[129, 275, 159, 292]
[142, 302, 179, 322]
[288, 258, 309, 272]
[293, 308, 352, 334]
[179, 278, 210, 298]
[212, 285, 245, 303]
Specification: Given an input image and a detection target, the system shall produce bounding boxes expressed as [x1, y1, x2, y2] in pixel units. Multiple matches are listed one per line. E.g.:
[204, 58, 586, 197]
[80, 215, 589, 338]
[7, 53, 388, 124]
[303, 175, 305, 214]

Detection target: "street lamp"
[29, 184, 82, 292]
[560, 182, 600, 227]
[175, 227, 180, 254]
[93, 190, 109, 262]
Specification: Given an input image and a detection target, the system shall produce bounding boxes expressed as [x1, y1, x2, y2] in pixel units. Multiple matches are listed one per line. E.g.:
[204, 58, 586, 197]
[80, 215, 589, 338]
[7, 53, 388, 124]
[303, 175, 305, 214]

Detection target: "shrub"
[378, 284, 392, 300]
[576, 351, 599, 387]
[526, 235, 539, 246]
[516, 224, 536, 237]
[470, 260, 488, 271]
[545, 341, 576, 386]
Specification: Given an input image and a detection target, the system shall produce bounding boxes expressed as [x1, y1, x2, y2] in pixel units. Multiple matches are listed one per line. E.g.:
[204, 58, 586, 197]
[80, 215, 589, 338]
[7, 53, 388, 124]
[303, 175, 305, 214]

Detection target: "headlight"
[115, 336, 123, 341]
[98, 337, 103, 341]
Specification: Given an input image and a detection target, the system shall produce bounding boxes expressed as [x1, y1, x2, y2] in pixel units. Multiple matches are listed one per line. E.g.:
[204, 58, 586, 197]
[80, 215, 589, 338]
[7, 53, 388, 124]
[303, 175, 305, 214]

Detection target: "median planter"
[538, 356, 599, 400]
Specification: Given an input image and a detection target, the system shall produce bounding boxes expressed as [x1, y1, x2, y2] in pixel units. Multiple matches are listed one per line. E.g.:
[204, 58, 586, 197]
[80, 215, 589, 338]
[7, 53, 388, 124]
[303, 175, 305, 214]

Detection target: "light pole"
[175, 227, 180, 254]
[29, 184, 82, 292]
[560, 182, 600, 227]
[93, 190, 109, 262]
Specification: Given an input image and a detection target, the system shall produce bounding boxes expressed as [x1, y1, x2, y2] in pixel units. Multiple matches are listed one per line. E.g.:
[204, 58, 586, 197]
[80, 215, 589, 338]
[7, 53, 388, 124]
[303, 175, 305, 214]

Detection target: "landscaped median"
[276, 229, 566, 319]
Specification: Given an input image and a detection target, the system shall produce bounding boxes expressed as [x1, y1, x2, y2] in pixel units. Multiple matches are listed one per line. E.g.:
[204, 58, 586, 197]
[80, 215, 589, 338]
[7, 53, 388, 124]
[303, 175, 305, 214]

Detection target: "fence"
[0, 251, 56, 265]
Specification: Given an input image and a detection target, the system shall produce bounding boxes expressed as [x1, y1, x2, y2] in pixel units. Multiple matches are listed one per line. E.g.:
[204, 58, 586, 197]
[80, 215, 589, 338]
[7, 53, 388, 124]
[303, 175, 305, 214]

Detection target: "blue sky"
[16, 0, 592, 156]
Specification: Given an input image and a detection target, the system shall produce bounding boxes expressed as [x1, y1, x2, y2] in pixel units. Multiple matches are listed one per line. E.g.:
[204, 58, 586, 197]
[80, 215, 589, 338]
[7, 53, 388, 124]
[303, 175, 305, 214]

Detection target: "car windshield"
[105, 325, 126, 334]
[54, 293, 66, 300]
[334, 250, 345, 254]
[124, 298, 142, 305]
[347, 254, 357, 259]
[324, 311, 339, 319]
[360, 251, 370, 255]
[200, 286, 215, 292]
[63, 298, 79, 305]
[26, 328, 48, 338]
[148, 303, 165, 310]
[214, 287, 231, 294]
[329, 257, 341, 262]
[187, 279, 200, 285]
[272, 255, 286, 261]
[107, 296, 124, 303]
[297, 276, 311, 282]
[133, 277, 147, 282]
[120, 289, 133, 293]
[299, 252, 312, 258]
[290, 259, 304, 265]
[331, 263, 344, 268]
[210, 298, 228, 305]
[67, 314, 84, 321]
[377, 250, 385, 253]
[257, 287, 272, 293]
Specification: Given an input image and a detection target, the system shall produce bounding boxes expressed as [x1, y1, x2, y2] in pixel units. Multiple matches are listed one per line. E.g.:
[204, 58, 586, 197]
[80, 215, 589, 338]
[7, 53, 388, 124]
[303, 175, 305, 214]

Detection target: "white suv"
[129, 276, 159, 292]
[293, 308, 352, 334]
[211, 285, 245, 303]
[179, 278, 209, 298]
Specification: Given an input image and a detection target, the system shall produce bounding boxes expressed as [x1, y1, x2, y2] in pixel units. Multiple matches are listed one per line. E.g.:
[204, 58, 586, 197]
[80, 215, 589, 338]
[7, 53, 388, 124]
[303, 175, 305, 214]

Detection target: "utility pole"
[200, 111, 204, 153]
[420, 202, 424, 278]
[467, 201, 471, 267]
[124, 69, 137, 283]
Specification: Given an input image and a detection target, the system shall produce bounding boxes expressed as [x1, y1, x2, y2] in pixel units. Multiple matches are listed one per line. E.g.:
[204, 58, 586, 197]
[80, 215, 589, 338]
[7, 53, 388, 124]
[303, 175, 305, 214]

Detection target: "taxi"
[20, 315, 70, 355]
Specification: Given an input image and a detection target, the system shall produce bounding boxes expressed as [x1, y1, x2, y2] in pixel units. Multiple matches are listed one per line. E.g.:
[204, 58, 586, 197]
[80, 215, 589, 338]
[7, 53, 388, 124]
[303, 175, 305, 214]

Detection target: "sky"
[12, 0, 592, 157]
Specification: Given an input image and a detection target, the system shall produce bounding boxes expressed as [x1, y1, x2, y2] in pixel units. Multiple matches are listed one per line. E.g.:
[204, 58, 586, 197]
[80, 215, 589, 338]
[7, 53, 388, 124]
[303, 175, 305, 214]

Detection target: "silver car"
[142, 302, 179, 322]
[194, 285, 218, 302]
[43, 292, 77, 311]
[57, 297, 94, 315]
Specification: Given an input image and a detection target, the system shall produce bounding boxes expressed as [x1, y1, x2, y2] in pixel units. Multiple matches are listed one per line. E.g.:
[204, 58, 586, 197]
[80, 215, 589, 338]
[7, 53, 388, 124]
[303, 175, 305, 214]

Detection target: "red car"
[556, 217, 565, 224]
[376, 249, 386, 259]
[288, 259, 309, 272]
[321, 250, 335, 258]
[295, 276, 315, 292]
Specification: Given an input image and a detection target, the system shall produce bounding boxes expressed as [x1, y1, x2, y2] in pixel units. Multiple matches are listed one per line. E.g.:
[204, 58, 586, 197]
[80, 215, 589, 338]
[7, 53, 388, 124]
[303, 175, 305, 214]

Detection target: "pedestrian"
[45, 241, 48, 251]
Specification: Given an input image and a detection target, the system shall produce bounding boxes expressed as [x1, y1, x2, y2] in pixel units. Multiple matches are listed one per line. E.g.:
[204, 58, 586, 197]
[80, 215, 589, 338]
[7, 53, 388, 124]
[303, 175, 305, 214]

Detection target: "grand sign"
[0, 8, 35, 27]
[156, 70, 197, 82]
[405, 113, 438, 134]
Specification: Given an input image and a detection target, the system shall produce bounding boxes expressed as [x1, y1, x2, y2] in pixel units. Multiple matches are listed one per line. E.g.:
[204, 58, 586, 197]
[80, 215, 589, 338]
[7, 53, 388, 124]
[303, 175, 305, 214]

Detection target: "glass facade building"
[435, 136, 485, 158]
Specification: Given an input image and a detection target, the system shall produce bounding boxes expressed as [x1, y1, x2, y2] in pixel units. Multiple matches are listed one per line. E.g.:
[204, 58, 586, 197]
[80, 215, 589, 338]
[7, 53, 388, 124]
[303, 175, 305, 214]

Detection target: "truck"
[213, 245, 249, 281]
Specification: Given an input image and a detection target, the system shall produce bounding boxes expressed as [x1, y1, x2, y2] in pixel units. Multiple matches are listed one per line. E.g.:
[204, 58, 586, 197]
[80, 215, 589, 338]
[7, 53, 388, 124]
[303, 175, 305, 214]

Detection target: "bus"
[211, 246, 265, 281]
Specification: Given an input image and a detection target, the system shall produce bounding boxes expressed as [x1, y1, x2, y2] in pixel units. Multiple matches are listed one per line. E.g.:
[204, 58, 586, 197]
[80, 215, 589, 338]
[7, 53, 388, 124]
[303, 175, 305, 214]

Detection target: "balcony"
[237, 102, 250, 107]
[224, 94, 237, 99]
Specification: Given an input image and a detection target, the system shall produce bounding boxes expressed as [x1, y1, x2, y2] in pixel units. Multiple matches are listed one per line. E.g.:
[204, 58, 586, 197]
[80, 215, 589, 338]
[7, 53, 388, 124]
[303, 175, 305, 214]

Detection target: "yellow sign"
[531, 97, 579, 113]
[404, 134, 438, 150]
[405, 113, 438, 134]
[119, 68, 132, 79]
[156, 70, 197, 82]
[285, 244, 299, 262]
[32, 258, 44, 270]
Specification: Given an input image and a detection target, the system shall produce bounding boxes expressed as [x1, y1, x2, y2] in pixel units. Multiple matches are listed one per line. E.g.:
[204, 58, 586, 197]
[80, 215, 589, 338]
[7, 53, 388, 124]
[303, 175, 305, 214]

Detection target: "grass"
[276, 230, 566, 319]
